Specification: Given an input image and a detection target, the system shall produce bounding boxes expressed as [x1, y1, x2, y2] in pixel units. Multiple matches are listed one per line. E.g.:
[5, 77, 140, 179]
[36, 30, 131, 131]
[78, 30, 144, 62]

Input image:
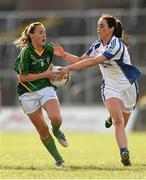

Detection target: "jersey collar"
[100, 35, 115, 46]
[34, 49, 44, 56]
[29, 42, 46, 56]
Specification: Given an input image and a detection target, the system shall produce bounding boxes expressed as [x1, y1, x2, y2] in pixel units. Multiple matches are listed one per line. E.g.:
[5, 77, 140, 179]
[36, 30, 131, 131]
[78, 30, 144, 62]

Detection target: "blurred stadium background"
[0, 0, 146, 132]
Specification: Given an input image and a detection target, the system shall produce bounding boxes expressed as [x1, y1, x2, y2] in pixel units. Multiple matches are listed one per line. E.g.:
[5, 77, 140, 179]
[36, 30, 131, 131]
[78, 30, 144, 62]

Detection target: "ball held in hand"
[49, 65, 69, 87]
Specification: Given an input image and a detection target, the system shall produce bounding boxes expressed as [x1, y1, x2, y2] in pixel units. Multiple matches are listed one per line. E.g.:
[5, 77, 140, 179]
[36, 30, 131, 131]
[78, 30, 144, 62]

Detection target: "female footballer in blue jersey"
[14, 22, 68, 167]
[53, 14, 141, 166]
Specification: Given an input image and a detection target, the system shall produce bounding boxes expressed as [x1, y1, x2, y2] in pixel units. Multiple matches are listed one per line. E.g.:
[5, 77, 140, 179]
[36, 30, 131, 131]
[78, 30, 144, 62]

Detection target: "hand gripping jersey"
[86, 36, 141, 89]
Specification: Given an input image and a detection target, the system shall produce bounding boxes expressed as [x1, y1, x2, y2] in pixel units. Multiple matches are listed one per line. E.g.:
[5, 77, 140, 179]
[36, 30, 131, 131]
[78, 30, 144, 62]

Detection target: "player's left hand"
[51, 42, 65, 58]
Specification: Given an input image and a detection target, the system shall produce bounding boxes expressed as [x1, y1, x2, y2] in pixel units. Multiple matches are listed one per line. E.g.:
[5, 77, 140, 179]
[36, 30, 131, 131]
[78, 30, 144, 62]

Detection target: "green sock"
[51, 122, 61, 137]
[41, 136, 63, 161]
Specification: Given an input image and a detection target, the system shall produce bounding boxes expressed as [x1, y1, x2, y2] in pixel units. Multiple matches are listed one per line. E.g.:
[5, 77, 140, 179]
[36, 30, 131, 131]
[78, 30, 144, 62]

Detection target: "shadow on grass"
[0, 162, 146, 172]
[68, 165, 129, 171]
[0, 164, 39, 171]
[68, 163, 146, 171]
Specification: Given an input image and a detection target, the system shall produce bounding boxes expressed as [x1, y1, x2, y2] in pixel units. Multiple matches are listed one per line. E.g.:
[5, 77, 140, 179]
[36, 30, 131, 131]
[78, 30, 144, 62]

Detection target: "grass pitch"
[0, 132, 146, 179]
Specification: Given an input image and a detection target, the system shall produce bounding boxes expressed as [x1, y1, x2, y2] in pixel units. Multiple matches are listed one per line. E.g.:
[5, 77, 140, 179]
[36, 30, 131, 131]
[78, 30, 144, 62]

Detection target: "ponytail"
[13, 22, 42, 49]
[114, 19, 123, 38]
[13, 26, 30, 49]
[114, 18, 129, 47]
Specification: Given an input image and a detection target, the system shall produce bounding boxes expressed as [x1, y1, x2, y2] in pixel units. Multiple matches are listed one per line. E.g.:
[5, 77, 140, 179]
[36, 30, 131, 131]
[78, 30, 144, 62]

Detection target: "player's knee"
[113, 117, 124, 127]
[49, 115, 62, 124]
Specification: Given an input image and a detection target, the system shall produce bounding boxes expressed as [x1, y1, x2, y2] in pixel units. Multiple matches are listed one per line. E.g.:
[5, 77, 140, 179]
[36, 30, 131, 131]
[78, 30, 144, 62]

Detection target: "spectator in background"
[53, 14, 141, 166]
[13, 22, 68, 167]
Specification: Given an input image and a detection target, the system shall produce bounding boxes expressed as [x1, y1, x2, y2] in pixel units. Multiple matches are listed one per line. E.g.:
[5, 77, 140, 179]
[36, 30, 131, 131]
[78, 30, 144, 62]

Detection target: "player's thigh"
[28, 107, 48, 131]
[105, 97, 124, 124]
[43, 99, 62, 123]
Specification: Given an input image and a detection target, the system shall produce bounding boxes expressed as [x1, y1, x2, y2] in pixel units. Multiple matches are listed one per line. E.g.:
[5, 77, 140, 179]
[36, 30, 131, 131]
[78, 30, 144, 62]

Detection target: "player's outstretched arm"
[60, 55, 107, 74]
[52, 42, 88, 64]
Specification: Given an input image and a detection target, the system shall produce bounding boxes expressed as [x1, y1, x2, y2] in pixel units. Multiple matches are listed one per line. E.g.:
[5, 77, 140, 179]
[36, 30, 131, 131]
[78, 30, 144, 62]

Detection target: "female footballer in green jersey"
[13, 22, 68, 167]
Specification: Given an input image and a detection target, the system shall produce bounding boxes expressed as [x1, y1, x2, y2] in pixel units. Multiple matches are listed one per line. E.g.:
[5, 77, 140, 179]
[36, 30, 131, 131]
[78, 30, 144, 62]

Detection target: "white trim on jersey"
[102, 38, 123, 60]
[85, 36, 141, 87]
[86, 39, 102, 57]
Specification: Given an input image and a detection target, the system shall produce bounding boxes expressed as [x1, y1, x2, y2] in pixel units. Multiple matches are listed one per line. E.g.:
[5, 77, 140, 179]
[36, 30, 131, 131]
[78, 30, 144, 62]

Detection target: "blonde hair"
[13, 22, 43, 49]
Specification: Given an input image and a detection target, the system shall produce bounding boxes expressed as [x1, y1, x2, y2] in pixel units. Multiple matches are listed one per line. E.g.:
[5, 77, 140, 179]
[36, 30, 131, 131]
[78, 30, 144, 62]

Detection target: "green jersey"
[14, 42, 54, 96]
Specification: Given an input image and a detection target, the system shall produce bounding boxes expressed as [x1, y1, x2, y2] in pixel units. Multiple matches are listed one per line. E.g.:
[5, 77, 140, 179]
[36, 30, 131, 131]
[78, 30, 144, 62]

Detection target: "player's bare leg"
[105, 112, 131, 128]
[43, 99, 69, 147]
[28, 108, 64, 167]
[105, 97, 131, 166]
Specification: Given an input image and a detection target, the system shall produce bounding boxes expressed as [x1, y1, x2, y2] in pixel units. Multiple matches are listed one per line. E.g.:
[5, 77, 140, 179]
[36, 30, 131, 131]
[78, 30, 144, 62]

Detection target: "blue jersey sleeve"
[102, 38, 123, 60]
[86, 40, 101, 57]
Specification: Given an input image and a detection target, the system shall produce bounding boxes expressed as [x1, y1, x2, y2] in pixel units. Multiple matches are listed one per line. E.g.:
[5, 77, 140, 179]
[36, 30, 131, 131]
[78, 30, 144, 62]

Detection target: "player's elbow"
[72, 56, 82, 63]
[85, 58, 97, 68]
[91, 57, 98, 66]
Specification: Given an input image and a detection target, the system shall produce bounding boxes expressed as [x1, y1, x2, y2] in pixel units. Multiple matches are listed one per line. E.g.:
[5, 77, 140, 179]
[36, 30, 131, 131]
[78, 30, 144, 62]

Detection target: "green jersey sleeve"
[15, 48, 31, 74]
[14, 55, 21, 74]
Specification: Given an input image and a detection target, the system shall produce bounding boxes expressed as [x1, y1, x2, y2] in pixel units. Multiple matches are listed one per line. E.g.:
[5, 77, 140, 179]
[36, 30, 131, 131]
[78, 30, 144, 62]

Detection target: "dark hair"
[100, 14, 129, 47]
[13, 22, 43, 49]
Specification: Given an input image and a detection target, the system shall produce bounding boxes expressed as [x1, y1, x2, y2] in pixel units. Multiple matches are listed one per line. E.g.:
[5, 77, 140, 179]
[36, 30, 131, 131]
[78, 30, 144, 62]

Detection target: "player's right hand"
[45, 70, 61, 80]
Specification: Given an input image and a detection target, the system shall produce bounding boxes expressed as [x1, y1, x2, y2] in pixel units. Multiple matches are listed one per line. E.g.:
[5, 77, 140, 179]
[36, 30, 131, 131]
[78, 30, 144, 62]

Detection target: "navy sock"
[120, 147, 129, 154]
